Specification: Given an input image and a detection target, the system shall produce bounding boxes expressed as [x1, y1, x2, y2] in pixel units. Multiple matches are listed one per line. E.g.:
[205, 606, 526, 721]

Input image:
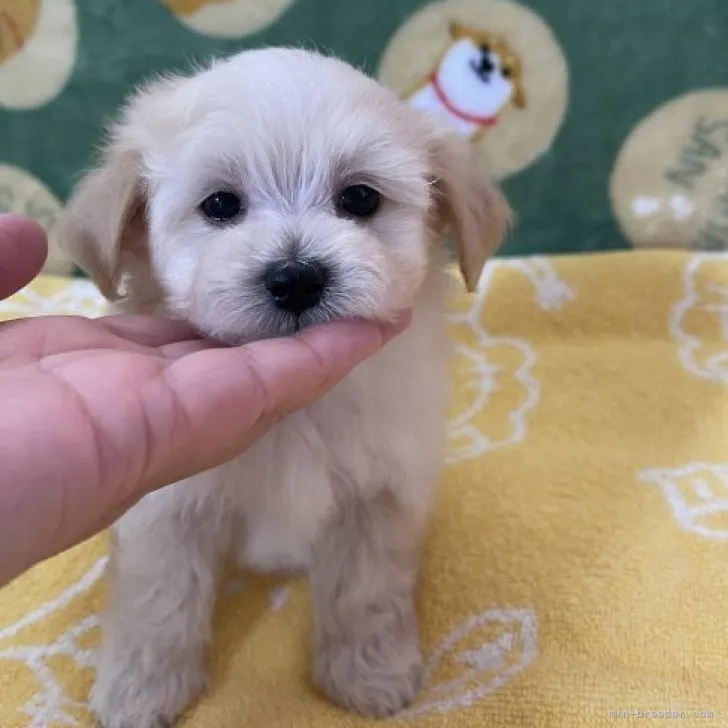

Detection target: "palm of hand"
[0, 313, 266, 567]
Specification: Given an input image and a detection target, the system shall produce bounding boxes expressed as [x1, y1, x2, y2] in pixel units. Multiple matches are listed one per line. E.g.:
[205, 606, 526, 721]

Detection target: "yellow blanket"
[1, 251, 727, 727]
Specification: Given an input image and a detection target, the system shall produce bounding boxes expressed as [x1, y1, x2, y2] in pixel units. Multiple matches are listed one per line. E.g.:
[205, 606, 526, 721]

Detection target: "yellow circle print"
[0, 0, 77, 110]
[0, 164, 71, 275]
[379, 0, 568, 180]
[611, 89, 728, 251]
[161, 0, 295, 38]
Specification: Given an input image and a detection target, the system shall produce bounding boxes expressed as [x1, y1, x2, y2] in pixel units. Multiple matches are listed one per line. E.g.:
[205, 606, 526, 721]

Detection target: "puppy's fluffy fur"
[59, 48, 509, 727]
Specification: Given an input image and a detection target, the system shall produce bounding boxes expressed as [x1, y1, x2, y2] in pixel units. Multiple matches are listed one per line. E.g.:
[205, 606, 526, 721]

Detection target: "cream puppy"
[59, 48, 509, 727]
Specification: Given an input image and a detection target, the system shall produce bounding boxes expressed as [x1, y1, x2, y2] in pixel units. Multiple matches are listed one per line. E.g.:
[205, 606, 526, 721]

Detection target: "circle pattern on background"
[161, 0, 295, 38]
[0, 164, 71, 275]
[611, 90, 728, 251]
[378, 0, 568, 180]
[0, 0, 77, 110]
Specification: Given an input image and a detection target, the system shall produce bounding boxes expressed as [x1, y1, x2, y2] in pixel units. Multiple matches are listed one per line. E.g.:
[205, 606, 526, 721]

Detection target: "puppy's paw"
[314, 624, 423, 718]
[90, 653, 207, 728]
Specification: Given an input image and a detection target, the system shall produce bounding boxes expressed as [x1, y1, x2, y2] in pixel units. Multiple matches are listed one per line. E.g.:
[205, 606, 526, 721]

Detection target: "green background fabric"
[1, 0, 727, 273]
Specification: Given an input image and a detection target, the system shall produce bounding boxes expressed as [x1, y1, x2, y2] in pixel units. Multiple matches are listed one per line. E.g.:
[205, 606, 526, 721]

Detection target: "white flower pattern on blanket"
[640, 463, 728, 540]
[404, 607, 539, 718]
[670, 253, 728, 385]
[0, 558, 106, 728]
[0, 562, 304, 726]
[446, 258, 573, 463]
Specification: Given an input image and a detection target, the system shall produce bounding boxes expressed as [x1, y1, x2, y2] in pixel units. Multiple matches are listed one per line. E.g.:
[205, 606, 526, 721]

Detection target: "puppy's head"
[60, 49, 509, 343]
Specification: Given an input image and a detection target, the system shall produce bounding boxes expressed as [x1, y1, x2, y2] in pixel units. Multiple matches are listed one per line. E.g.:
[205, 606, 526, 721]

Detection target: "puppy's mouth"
[227, 296, 349, 345]
[253, 259, 351, 338]
[283, 298, 351, 334]
[207, 261, 389, 345]
[291, 308, 332, 334]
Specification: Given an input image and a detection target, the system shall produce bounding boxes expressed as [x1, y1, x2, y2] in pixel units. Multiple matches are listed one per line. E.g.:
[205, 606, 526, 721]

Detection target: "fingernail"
[379, 310, 412, 343]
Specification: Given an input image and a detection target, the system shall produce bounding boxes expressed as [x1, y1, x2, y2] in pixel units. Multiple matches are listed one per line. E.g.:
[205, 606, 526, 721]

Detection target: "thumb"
[146, 314, 411, 489]
[0, 214, 48, 300]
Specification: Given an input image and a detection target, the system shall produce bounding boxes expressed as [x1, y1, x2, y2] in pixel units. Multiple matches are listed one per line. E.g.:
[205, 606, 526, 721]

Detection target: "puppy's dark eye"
[200, 191, 243, 222]
[337, 185, 381, 219]
[480, 44, 490, 54]
[501, 66, 512, 79]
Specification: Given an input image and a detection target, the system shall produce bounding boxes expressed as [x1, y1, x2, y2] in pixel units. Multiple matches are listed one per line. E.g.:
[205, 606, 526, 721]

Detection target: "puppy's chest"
[228, 327, 451, 574]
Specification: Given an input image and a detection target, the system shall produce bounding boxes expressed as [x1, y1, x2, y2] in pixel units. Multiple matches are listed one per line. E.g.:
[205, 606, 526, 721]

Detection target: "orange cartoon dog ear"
[512, 83, 527, 108]
[161, 0, 212, 16]
[448, 20, 469, 40]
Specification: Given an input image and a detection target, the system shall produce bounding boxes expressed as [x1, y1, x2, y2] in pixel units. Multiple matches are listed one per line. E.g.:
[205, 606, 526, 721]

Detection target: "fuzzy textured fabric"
[1, 251, 727, 727]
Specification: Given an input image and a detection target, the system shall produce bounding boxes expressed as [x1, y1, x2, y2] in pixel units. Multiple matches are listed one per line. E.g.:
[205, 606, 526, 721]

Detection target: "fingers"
[0, 314, 205, 366]
[101, 314, 205, 348]
[0, 214, 48, 300]
[243, 313, 412, 416]
[145, 314, 410, 489]
[158, 339, 217, 359]
[0, 313, 208, 360]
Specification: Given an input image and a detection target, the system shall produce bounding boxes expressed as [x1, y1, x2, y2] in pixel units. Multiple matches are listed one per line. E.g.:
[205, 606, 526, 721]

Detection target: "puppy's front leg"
[310, 491, 424, 718]
[91, 487, 226, 728]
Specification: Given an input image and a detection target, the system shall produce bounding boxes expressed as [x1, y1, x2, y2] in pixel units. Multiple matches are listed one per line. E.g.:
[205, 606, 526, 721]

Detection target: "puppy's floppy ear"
[430, 133, 511, 292]
[59, 132, 147, 300]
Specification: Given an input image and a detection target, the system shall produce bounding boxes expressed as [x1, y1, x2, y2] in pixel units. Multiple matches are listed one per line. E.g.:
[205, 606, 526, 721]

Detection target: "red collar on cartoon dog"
[429, 73, 497, 127]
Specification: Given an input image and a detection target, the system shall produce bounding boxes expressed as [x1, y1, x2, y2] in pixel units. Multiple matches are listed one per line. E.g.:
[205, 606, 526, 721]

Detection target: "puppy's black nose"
[264, 260, 328, 314]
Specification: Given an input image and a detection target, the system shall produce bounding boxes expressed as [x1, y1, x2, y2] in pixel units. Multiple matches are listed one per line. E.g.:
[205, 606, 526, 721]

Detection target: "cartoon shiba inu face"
[447, 22, 526, 113]
[406, 21, 526, 141]
[0, 0, 40, 64]
[382, 2, 566, 177]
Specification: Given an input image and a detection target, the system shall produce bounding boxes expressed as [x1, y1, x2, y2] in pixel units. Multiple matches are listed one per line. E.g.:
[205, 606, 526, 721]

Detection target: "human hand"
[0, 214, 48, 298]
[0, 215, 409, 585]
